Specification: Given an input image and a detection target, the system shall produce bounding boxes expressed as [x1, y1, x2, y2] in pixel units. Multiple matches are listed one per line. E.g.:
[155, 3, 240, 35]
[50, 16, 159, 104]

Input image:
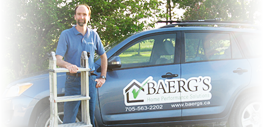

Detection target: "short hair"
[75, 4, 91, 16]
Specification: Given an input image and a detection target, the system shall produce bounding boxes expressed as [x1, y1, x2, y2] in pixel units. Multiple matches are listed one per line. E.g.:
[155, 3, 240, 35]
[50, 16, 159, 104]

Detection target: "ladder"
[49, 51, 92, 127]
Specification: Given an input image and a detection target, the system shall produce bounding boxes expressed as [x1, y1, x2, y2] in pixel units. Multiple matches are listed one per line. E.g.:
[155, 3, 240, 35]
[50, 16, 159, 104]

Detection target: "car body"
[2, 22, 263, 127]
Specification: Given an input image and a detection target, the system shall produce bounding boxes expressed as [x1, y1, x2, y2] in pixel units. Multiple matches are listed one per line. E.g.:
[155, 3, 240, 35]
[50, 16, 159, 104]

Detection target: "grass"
[0, 67, 10, 127]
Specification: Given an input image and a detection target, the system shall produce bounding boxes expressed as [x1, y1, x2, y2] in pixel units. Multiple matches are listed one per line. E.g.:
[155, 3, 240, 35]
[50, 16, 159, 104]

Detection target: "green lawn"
[0, 67, 10, 127]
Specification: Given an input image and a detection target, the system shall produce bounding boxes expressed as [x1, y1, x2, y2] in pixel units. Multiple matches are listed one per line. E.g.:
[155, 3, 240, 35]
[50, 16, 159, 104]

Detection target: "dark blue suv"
[2, 21, 263, 127]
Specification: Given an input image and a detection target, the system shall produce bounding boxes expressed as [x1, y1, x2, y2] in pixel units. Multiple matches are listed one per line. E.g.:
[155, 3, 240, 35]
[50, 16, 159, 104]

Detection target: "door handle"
[162, 72, 178, 78]
[233, 68, 248, 74]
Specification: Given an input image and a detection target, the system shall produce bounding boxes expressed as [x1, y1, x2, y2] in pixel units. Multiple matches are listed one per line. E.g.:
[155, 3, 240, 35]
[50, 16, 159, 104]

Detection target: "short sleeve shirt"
[56, 26, 105, 71]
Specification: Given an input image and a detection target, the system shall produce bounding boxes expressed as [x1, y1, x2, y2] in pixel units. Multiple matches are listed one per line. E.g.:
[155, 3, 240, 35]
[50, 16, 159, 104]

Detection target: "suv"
[2, 21, 263, 127]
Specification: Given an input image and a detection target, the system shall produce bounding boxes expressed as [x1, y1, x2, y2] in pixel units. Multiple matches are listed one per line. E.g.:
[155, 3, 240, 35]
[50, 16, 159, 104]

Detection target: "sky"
[155, 6, 186, 28]
[155, 7, 263, 28]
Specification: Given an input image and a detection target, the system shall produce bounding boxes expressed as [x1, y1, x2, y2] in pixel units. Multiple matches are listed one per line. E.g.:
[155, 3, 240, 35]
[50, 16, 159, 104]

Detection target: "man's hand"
[95, 78, 106, 88]
[65, 65, 79, 73]
[95, 53, 107, 88]
[56, 55, 79, 73]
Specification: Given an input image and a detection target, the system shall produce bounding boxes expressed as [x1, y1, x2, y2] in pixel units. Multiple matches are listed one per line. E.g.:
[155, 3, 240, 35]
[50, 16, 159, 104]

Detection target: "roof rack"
[157, 19, 256, 28]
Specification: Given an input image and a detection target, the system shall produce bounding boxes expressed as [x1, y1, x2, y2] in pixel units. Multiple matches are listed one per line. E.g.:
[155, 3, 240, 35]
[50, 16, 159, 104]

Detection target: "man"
[55, 4, 107, 126]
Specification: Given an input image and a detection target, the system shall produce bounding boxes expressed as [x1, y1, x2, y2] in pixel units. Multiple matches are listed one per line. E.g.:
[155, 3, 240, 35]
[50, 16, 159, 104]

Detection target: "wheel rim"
[241, 102, 263, 127]
[44, 112, 80, 127]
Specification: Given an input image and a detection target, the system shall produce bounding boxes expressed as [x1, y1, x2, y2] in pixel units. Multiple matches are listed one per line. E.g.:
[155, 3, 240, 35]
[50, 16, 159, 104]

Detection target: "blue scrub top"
[56, 26, 105, 71]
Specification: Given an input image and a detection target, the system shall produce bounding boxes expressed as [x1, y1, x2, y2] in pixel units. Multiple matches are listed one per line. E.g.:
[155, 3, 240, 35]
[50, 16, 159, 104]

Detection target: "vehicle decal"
[124, 101, 211, 112]
[123, 76, 212, 106]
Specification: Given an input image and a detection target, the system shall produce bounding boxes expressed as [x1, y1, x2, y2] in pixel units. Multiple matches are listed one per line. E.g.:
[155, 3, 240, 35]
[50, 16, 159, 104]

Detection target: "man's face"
[74, 5, 90, 27]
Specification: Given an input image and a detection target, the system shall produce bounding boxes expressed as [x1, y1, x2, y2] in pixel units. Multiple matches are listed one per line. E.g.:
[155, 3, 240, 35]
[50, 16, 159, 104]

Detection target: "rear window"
[235, 33, 263, 58]
[185, 32, 242, 62]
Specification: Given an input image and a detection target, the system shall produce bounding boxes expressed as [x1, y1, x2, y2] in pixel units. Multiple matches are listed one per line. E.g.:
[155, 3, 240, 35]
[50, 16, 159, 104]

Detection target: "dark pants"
[63, 74, 97, 126]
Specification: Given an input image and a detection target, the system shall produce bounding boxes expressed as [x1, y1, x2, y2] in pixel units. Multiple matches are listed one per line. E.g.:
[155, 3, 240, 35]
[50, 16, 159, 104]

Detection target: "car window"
[231, 35, 243, 59]
[242, 34, 263, 56]
[118, 33, 176, 68]
[185, 33, 242, 62]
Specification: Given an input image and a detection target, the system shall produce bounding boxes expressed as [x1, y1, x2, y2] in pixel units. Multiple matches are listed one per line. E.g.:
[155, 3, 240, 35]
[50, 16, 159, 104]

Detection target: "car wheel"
[34, 104, 80, 127]
[228, 96, 263, 127]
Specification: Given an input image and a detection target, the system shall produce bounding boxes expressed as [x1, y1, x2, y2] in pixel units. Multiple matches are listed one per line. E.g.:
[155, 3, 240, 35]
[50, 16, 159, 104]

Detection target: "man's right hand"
[56, 55, 79, 73]
[65, 65, 79, 73]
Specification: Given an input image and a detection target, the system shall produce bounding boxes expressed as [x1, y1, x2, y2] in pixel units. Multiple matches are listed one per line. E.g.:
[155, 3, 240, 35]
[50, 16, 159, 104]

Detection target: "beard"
[77, 19, 86, 27]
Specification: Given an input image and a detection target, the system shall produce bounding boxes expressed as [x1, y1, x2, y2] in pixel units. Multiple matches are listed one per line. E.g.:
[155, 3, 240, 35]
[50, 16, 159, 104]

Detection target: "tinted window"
[118, 34, 176, 68]
[185, 33, 242, 62]
[242, 34, 263, 56]
[231, 35, 243, 59]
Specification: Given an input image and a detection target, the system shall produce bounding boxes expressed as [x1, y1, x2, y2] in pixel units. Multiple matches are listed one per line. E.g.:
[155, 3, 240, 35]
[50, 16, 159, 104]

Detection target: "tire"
[34, 103, 81, 127]
[228, 95, 263, 127]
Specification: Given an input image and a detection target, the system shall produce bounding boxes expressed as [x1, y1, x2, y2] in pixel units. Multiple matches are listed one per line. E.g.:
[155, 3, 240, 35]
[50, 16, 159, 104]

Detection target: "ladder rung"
[49, 67, 90, 73]
[56, 95, 90, 102]
[58, 122, 92, 127]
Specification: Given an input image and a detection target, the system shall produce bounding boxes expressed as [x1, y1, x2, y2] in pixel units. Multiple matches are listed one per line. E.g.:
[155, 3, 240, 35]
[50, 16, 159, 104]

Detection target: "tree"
[2, 0, 164, 85]
[2, 0, 69, 84]
[87, 0, 163, 45]
[178, 0, 263, 22]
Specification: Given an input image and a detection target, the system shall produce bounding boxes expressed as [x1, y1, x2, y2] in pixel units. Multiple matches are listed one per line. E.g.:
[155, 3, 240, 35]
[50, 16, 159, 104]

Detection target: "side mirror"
[97, 56, 121, 72]
[108, 56, 121, 70]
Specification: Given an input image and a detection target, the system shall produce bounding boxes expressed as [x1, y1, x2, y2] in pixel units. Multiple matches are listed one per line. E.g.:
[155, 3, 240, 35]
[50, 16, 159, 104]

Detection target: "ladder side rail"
[81, 51, 92, 126]
[49, 52, 59, 127]
[52, 72, 59, 127]
[49, 71, 55, 127]
[81, 73, 90, 125]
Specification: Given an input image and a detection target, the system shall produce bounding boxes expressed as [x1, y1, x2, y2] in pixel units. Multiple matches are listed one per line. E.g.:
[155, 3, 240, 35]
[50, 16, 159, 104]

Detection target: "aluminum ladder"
[49, 51, 92, 127]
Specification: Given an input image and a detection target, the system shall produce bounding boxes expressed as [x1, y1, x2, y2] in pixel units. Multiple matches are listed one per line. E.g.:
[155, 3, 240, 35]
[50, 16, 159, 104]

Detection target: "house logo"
[123, 77, 152, 105]
[123, 76, 212, 106]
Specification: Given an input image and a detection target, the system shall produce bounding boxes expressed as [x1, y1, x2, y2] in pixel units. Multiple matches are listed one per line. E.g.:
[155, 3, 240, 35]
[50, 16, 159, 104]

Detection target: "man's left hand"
[95, 78, 106, 88]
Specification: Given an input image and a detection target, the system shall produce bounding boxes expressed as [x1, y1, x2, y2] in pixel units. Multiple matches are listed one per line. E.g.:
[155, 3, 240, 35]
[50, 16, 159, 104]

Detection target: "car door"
[97, 32, 182, 125]
[180, 31, 251, 120]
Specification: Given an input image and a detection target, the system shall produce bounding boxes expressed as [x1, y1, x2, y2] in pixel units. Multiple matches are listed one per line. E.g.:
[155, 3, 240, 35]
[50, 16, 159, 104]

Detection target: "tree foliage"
[0, 0, 76, 77]
[88, 0, 162, 45]
[2, 0, 163, 84]
[179, 0, 263, 22]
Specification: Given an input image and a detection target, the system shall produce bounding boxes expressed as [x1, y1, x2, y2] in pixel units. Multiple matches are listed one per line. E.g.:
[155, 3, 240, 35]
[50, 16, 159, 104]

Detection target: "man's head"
[74, 4, 91, 27]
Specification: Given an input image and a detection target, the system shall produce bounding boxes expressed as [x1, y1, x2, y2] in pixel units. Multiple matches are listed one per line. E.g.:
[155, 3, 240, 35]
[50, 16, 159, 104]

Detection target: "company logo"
[123, 76, 212, 106]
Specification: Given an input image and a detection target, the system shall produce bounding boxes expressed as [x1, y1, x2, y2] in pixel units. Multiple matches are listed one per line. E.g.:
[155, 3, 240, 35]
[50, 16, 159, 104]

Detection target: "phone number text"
[125, 105, 163, 112]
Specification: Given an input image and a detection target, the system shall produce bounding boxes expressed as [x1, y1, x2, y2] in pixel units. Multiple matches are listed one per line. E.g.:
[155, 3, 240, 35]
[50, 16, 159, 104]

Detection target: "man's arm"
[95, 53, 107, 88]
[100, 53, 108, 77]
[56, 55, 79, 73]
